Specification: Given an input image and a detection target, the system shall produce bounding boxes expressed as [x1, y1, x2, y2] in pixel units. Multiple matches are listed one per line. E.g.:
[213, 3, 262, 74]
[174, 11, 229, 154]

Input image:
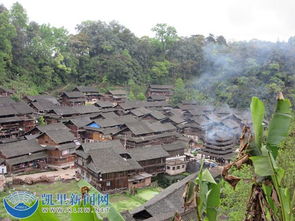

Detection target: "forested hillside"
[0, 2, 294, 109]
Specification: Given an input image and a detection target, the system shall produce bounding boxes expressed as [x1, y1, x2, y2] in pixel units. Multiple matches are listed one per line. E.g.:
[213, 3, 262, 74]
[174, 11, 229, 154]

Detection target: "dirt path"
[6, 168, 77, 182]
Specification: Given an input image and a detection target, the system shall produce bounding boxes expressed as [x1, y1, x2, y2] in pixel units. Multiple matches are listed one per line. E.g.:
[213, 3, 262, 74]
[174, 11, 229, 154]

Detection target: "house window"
[106, 181, 111, 187]
[172, 167, 175, 170]
[167, 166, 170, 170]
[182, 165, 185, 168]
[177, 166, 180, 169]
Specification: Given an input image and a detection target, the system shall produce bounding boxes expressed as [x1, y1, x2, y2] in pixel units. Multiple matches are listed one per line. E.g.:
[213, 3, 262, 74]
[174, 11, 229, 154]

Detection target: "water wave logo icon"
[3, 191, 39, 219]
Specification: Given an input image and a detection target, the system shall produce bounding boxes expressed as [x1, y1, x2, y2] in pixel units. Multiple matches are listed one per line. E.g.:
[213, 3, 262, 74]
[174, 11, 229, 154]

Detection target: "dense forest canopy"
[0, 2, 294, 110]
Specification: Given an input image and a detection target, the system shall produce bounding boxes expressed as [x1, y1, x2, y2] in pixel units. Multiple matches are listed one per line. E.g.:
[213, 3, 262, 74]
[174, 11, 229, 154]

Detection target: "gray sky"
[2, 0, 295, 42]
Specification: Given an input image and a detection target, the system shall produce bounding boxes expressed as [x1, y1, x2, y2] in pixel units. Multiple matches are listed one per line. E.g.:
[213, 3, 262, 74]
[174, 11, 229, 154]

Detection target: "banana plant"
[182, 162, 220, 221]
[222, 93, 294, 221]
[248, 94, 293, 221]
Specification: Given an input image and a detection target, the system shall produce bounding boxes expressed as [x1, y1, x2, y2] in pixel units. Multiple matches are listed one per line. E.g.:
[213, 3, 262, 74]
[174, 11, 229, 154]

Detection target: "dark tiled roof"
[0, 97, 16, 104]
[37, 123, 69, 132]
[125, 121, 176, 136]
[119, 101, 146, 110]
[12, 102, 35, 115]
[149, 84, 173, 89]
[108, 89, 127, 96]
[145, 110, 166, 120]
[62, 91, 86, 98]
[0, 116, 23, 123]
[25, 95, 59, 105]
[67, 117, 93, 128]
[95, 101, 114, 108]
[168, 115, 186, 124]
[0, 139, 43, 158]
[0, 106, 18, 117]
[0, 102, 35, 117]
[128, 145, 169, 161]
[222, 118, 240, 129]
[39, 129, 75, 144]
[6, 151, 47, 165]
[161, 141, 187, 152]
[147, 95, 167, 101]
[51, 105, 100, 116]
[45, 142, 77, 151]
[130, 107, 151, 117]
[74, 105, 100, 114]
[120, 101, 170, 111]
[119, 131, 179, 143]
[30, 101, 57, 112]
[76, 141, 142, 174]
[131, 173, 198, 219]
[83, 126, 123, 135]
[95, 119, 122, 128]
[73, 86, 99, 93]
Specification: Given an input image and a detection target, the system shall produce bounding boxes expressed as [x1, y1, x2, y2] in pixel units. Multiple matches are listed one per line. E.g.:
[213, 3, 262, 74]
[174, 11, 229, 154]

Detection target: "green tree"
[0, 5, 16, 82]
[151, 23, 178, 55]
[170, 78, 186, 105]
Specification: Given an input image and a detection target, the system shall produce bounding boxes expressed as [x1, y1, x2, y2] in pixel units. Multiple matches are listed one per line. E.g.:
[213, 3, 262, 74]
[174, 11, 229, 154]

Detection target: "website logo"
[3, 191, 39, 219]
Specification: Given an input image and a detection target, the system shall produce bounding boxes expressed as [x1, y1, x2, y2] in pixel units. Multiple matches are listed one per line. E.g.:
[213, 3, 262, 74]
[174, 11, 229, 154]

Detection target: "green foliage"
[277, 114, 295, 201]
[170, 78, 186, 105]
[38, 116, 46, 126]
[193, 167, 221, 221]
[151, 23, 178, 54]
[0, 2, 294, 109]
[77, 180, 125, 221]
[22, 202, 60, 221]
[250, 97, 265, 151]
[249, 96, 293, 221]
[127, 79, 146, 100]
[220, 165, 253, 221]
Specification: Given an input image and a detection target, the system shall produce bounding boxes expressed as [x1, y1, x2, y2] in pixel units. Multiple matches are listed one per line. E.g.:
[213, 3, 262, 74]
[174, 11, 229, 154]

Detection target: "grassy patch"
[110, 187, 162, 212]
[110, 194, 142, 212]
[0, 180, 80, 220]
[135, 187, 162, 201]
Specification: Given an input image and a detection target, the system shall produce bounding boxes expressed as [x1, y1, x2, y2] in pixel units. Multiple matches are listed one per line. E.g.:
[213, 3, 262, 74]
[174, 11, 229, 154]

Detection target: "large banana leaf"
[250, 97, 265, 154]
[266, 98, 292, 159]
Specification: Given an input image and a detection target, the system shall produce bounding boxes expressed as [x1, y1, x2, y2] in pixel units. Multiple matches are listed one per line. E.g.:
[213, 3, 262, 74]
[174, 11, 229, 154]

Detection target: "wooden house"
[147, 94, 167, 102]
[130, 107, 167, 122]
[116, 120, 178, 148]
[60, 91, 86, 106]
[64, 117, 93, 138]
[161, 141, 187, 157]
[124, 173, 198, 221]
[127, 145, 169, 175]
[146, 84, 173, 98]
[81, 127, 122, 142]
[75, 140, 151, 192]
[37, 129, 77, 169]
[45, 105, 100, 123]
[95, 100, 116, 110]
[26, 122, 70, 138]
[24, 95, 59, 105]
[0, 87, 14, 97]
[72, 86, 101, 104]
[102, 89, 127, 104]
[0, 102, 36, 139]
[0, 140, 47, 174]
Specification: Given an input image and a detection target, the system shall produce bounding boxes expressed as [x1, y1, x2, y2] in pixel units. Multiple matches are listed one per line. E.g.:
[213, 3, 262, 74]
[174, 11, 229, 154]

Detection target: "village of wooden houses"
[0, 84, 250, 220]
